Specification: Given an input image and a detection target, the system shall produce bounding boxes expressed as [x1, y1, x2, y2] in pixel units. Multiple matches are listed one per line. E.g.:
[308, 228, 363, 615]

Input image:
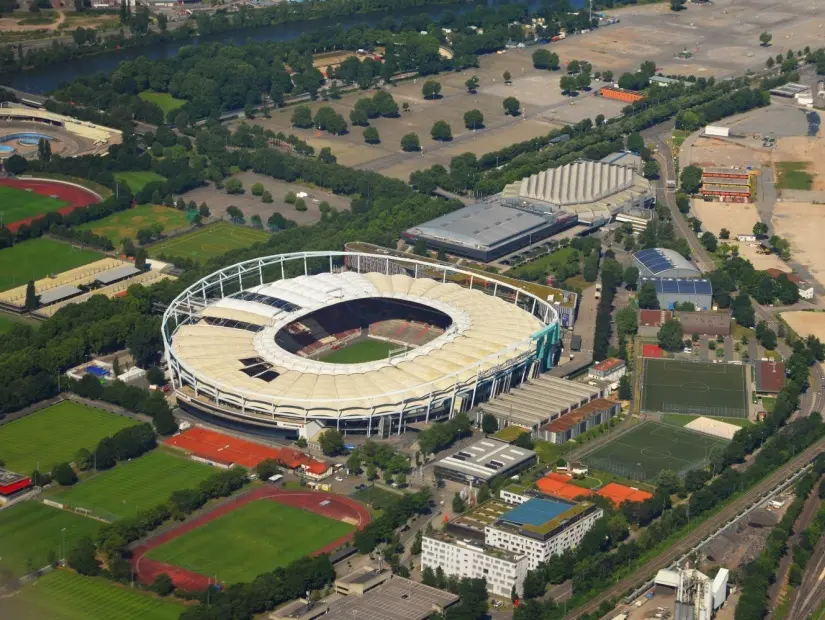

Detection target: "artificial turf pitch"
[0, 238, 102, 293]
[0, 401, 135, 474]
[642, 358, 748, 417]
[0, 502, 100, 577]
[147, 222, 270, 263]
[319, 338, 398, 364]
[146, 500, 354, 583]
[0, 569, 184, 620]
[53, 450, 216, 520]
[0, 185, 68, 224]
[583, 422, 729, 481]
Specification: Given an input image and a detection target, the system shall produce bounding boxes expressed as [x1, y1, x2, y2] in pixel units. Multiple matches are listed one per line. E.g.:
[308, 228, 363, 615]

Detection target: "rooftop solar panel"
[662, 280, 679, 293]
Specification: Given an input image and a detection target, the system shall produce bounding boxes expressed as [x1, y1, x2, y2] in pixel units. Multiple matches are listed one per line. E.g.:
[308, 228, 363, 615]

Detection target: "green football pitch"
[77, 204, 189, 245]
[0, 502, 100, 577]
[0, 238, 102, 292]
[642, 358, 749, 417]
[146, 500, 354, 583]
[114, 171, 167, 193]
[53, 449, 216, 520]
[0, 401, 135, 474]
[147, 222, 270, 263]
[319, 338, 398, 364]
[583, 422, 729, 482]
[0, 569, 184, 620]
[0, 185, 68, 225]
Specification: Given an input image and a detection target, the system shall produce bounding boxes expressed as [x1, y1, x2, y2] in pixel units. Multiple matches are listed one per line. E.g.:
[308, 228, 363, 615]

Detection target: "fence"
[658, 403, 748, 418]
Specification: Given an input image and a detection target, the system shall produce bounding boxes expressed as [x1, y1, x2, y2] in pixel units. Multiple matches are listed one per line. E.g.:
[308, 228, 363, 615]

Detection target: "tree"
[560, 75, 578, 96]
[701, 231, 718, 252]
[523, 569, 546, 599]
[319, 430, 345, 456]
[567, 59, 581, 74]
[638, 282, 660, 309]
[626, 132, 644, 153]
[732, 293, 755, 328]
[291, 105, 313, 128]
[760, 31, 773, 47]
[655, 470, 682, 495]
[753, 222, 769, 238]
[67, 537, 99, 575]
[465, 75, 479, 93]
[350, 107, 369, 126]
[151, 573, 175, 596]
[670, 0, 686, 10]
[658, 318, 684, 351]
[503, 70, 512, 84]
[395, 473, 406, 487]
[576, 72, 592, 91]
[295, 198, 307, 212]
[619, 374, 632, 400]
[363, 127, 380, 144]
[134, 247, 147, 270]
[153, 406, 178, 436]
[401, 133, 420, 152]
[295, 437, 308, 449]
[51, 462, 77, 486]
[75, 448, 92, 471]
[37, 137, 51, 162]
[198, 203, 210, 219]
[4, 154, 27, 175]
[532, 49, 559, 70]
[225, 178, 244, 195]
[720, 228, 730, 240]
[616, 305, 638, 336]
[464, 109, 484, 130]
[318, 147, 336, 164]
[261, 190, 273, 203]
[680, 165, 703, 194]
[402, 102, 410, 113]
[373, 91, 399, 117]
[24, 280, 38, 311]
[477, 484, 491, 503]
[603, 70, 614, 83]
[284, 191, 297, 204]
[623, 266, 639, 290]
[481, 413, 499, 434]
[251, 182, 265, 196]
[431, 120, 452, 141]
[452, 492, 466, 513]
[422, 80, 442, 100]
[502, 96, 521, 116]
[766, 56, 775, 69]
[643, 159, 660, 179]
[413, 239, 428, 256]
[146, 365, 165, 386]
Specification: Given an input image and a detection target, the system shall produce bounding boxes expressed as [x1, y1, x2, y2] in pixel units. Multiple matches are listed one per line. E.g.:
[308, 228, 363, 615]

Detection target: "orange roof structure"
[597, 482, 653, 507]
[535, 473, 652, 506]
[536, 475, 595, 501]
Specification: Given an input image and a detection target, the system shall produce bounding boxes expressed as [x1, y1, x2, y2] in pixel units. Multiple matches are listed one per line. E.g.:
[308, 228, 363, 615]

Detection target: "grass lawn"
[642, 358, 748, 417]
[762, 397, 777, 413]
[776, 161, 813, 190]
[146, 500, 354, 583]
[662, 413, 752, 428]
[533, 439, 568, 465]
[508, 246, 578, 280]
[493, 426, 529, 442]
[0, 312, 38, 334]
[0, 401, 135, 474]
[568, 476, 602, 489]
[0, 569, 184, 620]
[352, 485, 402, 511]
[0, 238, 103, 293]
[671, 129, 689, 149]
[77, 204, 189, 245]
[319, 338, 397, 364]
[584, 422, 728, 482]
[0, 185, 68, 224]
[731, 322, 755, 342]
[52, 450, 216, 520]
[0, 503, 100, 577]
[114, 171, 168, 193]
[147, 222, 270, 263]
[138, 91, 186, 116]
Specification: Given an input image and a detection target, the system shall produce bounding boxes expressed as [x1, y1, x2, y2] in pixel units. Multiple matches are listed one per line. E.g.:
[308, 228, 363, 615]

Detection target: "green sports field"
[0, 502, 100, 577]
[0, 312, 38, 334]
[146, 500, 354, 583]
[138, 90, 186, 116]
[352, 485, 402, 511]
[583, 422, 728, 481]
[319, 338, 397, 364]
[642, 358, 749, 417]
[52, 449, 216, 520]
[0, 185, 68, 224]
[147, 222, 270, 263]
[0, 401, 135, 474]
[77, 204, 189, 245]
[0, 569, 184, 620]
[114, 171, 168, 193]
[0, 238, 103, 292]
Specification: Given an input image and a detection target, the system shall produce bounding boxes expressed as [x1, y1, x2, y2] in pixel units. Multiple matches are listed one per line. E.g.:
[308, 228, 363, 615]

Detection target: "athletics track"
[131, 487, 371, 591]
[0, 178, 101, 232]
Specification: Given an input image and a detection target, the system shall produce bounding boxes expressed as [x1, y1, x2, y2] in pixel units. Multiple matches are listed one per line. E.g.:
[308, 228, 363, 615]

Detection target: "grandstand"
[163, 251, 561, 436]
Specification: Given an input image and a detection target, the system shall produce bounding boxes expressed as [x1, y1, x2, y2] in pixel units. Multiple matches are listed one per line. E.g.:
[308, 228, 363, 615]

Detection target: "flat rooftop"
[0, 468, 28, 485]
[500, 497, 573, 527]
[96, 264, 141, 285]
[701, 184, 751, 194]
[38, 284, 83, 306]
[322, 576, 459, 620]
[434, 438, 535, 482]
[451, 499, 512, 533]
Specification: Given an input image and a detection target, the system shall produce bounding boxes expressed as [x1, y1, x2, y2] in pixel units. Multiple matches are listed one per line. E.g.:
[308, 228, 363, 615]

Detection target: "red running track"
[131, 487, 371, 591]
[0, 178, 101, 232]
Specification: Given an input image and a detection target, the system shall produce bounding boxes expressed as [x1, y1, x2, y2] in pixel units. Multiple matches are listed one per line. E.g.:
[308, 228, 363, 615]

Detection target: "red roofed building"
[0, 469, 32, 501]
[755, 360, 786, 395]
[538, 399, 621, 444]
[638, 310, 673, 338]
[764, 268, 800, 284]
[588, 358, 627, 384]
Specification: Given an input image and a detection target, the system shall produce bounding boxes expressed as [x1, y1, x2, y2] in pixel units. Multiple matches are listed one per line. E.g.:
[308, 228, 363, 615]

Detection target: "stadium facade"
[163, 251, 561, 437]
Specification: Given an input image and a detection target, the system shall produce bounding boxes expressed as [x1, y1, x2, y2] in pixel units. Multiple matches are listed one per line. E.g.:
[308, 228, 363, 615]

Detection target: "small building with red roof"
[755, 360, 786, 395]
[638, 310, 674, 338]
[588, 358, 626, 384]
[0, 468, 32, 504]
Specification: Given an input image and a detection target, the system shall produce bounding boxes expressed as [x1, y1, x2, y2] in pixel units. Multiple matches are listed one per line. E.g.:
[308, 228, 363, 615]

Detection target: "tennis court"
[642, 358, 749, 417]
[583, 422, 728, 481]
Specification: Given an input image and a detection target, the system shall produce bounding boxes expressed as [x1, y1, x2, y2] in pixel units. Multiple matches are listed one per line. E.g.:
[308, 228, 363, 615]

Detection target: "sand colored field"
[773, 137, 825, 191]
[686, 136, 770, 169]
[781, 311, 825, 341]
[690, 198, 759, 238]
[0, 257, 124, 305]
[737, 243, 790, 273]
[772, 200, 825, 289]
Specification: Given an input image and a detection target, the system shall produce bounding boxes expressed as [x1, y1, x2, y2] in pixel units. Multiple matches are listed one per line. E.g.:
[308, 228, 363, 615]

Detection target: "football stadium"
[163, 251, 561, 435]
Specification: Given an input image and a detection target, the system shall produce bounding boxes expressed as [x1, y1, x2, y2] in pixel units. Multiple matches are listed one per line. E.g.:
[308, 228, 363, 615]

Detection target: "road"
[566, 435, 825, 619]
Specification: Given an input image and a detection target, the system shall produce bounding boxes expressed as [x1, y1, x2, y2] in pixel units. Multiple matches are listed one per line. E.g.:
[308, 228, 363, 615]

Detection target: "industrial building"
[639, 277, 714, 311]
[634, 248, 702, 279]
[402, 200, 577, 262]
[653, 567, 729, 620]
[432, 438, 536, 485]
[501, 160, 655, 228]
[600, 151, 643, 172]
[538, 398, 621, 444]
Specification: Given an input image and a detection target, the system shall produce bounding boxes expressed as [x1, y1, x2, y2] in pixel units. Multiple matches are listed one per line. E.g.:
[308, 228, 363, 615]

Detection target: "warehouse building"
[500, 160, 655, 228]
[432, 438, 536, 485]
[538, 398, 621, 444]
[640, 277, 713, 310]
[634, 248, 702, 279]
[675, 311, 731, 336]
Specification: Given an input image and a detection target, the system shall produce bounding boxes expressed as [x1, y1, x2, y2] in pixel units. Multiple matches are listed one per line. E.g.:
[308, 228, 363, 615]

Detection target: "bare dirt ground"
[772, 200, 825, 287]
[181, 172, 350, 227]
[690, 197, 760, 238]
[738, 243, 790, 272]
[687, 136, 771, 169]
[781, 311, 825, 340]
[774, 137, 825, 191]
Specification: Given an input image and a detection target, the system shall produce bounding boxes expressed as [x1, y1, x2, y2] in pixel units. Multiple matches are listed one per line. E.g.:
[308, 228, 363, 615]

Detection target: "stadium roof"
[634, 248, 700, 277]
[510, 161, 635, 205]
[38, 284, 83, 305]
[640, 277, 712, 296]
[96, 264, 141, 285]
[171, 272, 544, 413]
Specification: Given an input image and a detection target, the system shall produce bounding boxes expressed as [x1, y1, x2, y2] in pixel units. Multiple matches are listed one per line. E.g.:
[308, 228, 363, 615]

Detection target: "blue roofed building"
[640, 277, 713, 311]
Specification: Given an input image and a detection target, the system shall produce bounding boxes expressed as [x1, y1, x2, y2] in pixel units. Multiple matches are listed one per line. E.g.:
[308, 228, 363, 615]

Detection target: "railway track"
[565, 436, 825, 619]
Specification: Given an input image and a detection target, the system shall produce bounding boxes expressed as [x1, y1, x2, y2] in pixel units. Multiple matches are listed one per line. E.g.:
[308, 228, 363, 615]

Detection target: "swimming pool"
[85, 365, 110, 378]
[0, 132, 54, 147]
[0, 145, 14, 154]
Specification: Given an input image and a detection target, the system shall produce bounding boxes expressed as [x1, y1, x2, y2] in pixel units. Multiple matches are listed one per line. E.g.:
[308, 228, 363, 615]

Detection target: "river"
[3, 0, 583, 94]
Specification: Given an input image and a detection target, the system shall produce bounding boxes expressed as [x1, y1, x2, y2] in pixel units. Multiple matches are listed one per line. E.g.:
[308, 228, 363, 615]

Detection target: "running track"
[131, 488, 371, 591]
[0, 178, 101, 232]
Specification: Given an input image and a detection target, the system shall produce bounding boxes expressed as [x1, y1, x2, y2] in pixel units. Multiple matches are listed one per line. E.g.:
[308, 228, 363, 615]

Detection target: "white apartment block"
[421, 535, 528, 598]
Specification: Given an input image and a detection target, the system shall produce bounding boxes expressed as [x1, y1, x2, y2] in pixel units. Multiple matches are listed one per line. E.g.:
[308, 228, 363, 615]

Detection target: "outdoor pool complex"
[0, 132, 54, 147]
